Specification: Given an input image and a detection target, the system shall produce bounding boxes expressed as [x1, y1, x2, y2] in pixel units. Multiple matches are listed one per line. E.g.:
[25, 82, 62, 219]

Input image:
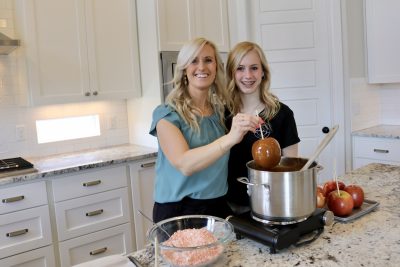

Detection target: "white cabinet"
[17, 0, 141, 105]
[352, 136, 400, 169]
[0, 206, 52, 258]
[130, 158, 156, 250]
[51, 165, 133, 266]
[157, 0, 230, 52]
[58, 223, 132, 267]
[365, 0, 400, 83]
[0, 246, 56, 267]
[0, 182, 47, 215]
[54, 188, 130, 241]
[0, 181, 54, 266]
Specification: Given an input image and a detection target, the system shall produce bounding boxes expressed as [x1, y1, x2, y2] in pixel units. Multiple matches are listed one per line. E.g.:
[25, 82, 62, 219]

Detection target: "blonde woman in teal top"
[149, 37, 262, 223]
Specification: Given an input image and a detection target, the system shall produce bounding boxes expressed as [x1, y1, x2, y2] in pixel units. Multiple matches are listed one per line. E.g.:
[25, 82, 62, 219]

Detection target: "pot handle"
[237, 177, 252, 186]
[237, 177, 270, 188]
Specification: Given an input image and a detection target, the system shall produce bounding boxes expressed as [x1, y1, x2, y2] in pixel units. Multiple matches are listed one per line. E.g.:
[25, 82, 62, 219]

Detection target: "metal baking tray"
[334, 199, 379, 223]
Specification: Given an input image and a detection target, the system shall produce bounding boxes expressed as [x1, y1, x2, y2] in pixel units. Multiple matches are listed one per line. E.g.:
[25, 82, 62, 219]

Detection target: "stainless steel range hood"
[0, 32, 20, 55]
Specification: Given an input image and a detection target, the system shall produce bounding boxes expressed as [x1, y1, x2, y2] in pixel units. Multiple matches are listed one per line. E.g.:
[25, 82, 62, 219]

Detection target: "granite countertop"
[0, 144, 157, 186]
[130, 163, 400, 267]
[352, 124, 400, 139]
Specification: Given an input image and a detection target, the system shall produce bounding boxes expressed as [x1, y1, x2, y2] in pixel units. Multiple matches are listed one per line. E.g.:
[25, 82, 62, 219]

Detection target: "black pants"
[153, 196, 233, 223]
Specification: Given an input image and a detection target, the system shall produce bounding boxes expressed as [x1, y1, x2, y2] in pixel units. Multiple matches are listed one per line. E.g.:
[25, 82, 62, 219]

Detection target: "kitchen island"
[130, 163, 400, 267]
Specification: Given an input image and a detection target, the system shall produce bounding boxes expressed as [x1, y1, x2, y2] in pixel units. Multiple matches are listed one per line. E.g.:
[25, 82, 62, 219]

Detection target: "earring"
[184, 75, 188, 86]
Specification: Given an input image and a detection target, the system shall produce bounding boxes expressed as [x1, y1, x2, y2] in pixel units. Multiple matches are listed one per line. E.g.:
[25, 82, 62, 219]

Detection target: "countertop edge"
[352, 124, 400, 139]
[0, 144, 158, 187]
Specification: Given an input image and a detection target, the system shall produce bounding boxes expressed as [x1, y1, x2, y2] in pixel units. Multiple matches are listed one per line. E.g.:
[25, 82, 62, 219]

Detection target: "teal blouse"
[149, 104, 229, 203]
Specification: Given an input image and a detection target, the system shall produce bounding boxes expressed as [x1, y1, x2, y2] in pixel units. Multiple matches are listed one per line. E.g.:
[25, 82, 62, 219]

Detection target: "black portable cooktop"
[0, 157, 34, 173]
[227, 208, 334, 254]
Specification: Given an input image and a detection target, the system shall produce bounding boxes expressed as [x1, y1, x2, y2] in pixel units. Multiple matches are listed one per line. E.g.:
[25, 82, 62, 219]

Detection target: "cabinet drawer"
[353, 136, 400, 162]
[58, 223, 132, 267]
[54, 188, 130, 241]
[0, 245, 55, 267]
[0, 181, 47, 215]
[52, 165, 128, 202]
[0, 206, 52, 259]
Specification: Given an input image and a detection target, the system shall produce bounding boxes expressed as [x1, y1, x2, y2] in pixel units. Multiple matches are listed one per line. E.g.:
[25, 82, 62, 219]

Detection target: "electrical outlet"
[108, 116, 117, 129]
[16, 124, 26, 141]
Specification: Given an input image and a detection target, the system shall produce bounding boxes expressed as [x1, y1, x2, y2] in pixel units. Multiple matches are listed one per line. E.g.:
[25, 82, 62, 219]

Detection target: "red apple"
[252, 137, 281, 169]
[323, 180, 345, 197]
[316, 191, 326, 208]
[327, 190, 354, 216]
[344, 185, 364, 208]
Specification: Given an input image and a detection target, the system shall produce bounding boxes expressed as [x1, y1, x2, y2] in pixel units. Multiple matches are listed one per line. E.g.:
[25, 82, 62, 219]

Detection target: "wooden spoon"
[300, 125, 339, 171]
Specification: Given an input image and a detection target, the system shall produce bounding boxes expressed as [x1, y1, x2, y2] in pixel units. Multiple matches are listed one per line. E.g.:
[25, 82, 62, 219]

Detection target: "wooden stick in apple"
[256, 110, 264, 139]
[333, 158, 340, 195]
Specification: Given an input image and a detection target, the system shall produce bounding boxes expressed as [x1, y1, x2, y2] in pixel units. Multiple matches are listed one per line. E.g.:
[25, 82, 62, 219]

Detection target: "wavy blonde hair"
[225, 41, 280, 121]
[166, 37, 227, 132]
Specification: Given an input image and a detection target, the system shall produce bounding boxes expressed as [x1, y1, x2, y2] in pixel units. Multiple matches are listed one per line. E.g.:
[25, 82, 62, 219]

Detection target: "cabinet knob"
[85, 92, 91, 96]
[322, 126, 330, 134]
[92, 91, 98, 96]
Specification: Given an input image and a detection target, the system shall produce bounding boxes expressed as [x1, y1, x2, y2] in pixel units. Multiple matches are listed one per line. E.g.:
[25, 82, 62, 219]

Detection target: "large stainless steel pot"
[237, 157, 321, 225]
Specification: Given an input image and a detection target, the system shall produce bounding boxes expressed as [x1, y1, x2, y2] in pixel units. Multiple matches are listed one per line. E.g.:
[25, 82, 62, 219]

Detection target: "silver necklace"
[242, 102, 264, 115]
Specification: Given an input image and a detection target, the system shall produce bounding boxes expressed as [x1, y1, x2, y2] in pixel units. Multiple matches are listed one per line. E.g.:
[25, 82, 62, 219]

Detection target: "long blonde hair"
[226, 41, 280, 120]
[166, 37, 227, 132]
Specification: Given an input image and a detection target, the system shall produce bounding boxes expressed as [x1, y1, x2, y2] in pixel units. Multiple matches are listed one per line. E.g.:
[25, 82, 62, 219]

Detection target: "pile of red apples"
[317, 180, 365, 217]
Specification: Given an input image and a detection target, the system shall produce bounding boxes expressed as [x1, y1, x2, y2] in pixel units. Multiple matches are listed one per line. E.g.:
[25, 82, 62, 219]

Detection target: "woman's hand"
[156, 113, 263, 176]
[228, 113, 264, 144]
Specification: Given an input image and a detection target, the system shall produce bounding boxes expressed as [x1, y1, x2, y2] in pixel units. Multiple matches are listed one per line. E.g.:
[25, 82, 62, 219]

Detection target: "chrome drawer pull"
[141, 162, 156, 168]
[373, 149, 389, 154]
[6, 228, 28, 237]
[86, 209, 104, 217]
[83, 180, 101, 187]
[89, 247, 107, 255]
[2, 195, 25, 203]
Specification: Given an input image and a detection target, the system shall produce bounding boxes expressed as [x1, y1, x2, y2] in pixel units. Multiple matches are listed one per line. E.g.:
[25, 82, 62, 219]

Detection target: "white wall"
[0, 0, 130, 159]
[127, 0, 161, 149]
[380, 85, 400, 125]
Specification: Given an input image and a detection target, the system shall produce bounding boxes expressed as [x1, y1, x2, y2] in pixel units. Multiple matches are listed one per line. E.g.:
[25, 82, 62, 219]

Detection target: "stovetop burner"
[0, 157, 34, 172]
[227, 208, 333, 253]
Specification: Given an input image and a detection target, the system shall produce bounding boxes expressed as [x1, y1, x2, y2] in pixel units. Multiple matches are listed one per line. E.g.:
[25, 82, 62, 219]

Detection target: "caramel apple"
[252, 137, 281, 169]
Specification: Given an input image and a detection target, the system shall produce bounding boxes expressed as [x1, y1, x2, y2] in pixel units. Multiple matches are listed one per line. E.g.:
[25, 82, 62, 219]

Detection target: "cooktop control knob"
[322, 210, 334, 226]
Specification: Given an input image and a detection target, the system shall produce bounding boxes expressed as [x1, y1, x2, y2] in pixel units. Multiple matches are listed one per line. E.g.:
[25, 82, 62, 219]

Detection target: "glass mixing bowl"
[147, 215, 234, 267]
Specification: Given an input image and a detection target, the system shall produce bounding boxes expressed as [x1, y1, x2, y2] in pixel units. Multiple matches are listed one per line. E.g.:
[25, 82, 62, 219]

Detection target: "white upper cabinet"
[365, 0, 400, 83]
[157, 0, 230, 52]
[17, 0, 141, 105]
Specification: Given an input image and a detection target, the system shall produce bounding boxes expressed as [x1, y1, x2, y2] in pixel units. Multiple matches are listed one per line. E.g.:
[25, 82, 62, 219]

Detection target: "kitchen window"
[36, 115, 100, 144]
